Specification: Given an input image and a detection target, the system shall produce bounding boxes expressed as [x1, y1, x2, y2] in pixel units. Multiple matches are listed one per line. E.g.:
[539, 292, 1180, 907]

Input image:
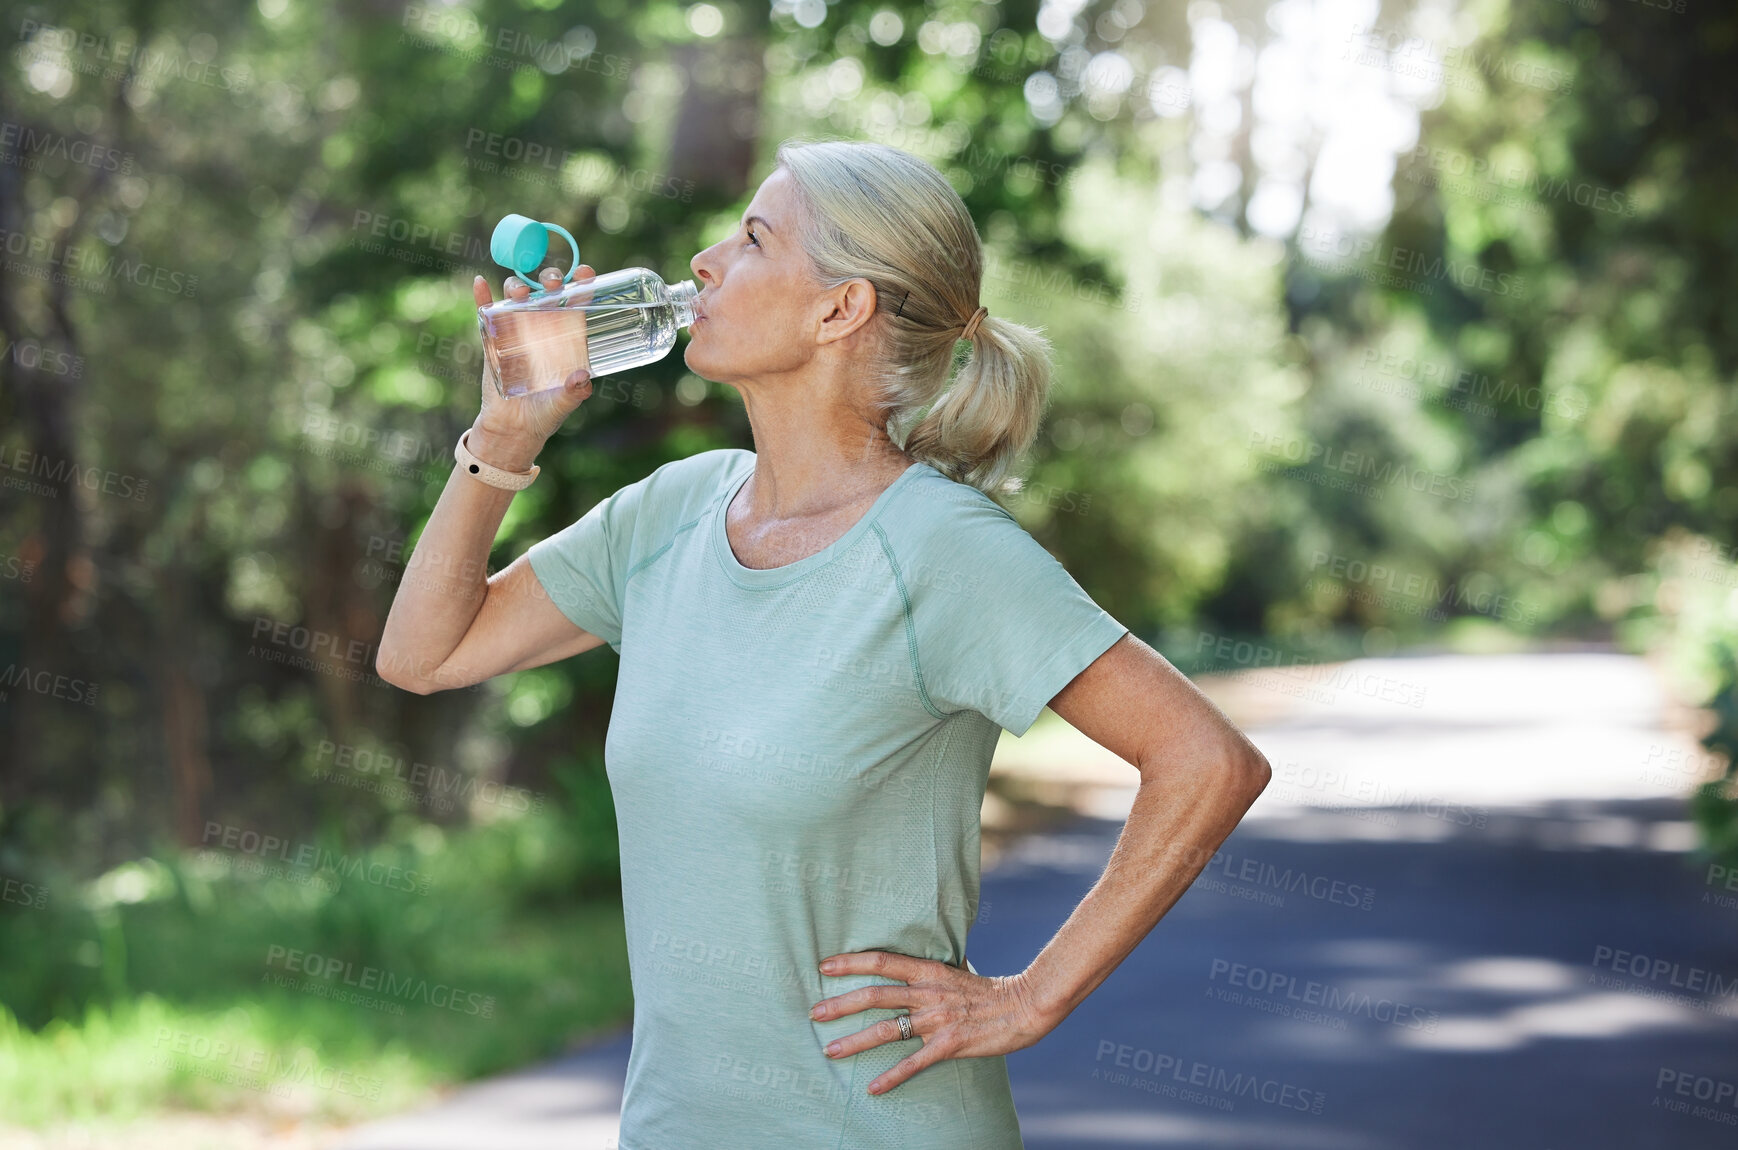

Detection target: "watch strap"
[455, 427, 540, 490]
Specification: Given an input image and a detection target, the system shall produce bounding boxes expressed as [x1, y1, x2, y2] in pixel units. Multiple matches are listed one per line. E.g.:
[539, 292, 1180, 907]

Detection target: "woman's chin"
[681, 345, 720, 381]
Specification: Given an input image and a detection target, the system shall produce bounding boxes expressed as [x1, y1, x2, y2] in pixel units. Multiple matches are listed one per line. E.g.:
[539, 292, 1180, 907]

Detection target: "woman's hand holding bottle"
[469, 265, 595, 471]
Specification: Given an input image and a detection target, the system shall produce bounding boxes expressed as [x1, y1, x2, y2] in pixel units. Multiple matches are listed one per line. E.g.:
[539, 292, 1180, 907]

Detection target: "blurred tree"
[1371, 0, 1738, 852]
[5, 0, 1730, 881]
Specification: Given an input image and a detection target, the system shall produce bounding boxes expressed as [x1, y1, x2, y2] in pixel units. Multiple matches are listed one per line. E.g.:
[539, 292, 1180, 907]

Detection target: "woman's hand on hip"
[810, 950, 1056, 1096]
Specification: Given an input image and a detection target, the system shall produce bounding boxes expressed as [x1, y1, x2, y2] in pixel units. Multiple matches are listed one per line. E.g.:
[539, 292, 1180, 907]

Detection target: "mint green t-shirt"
[527, 448, 1128, 1149]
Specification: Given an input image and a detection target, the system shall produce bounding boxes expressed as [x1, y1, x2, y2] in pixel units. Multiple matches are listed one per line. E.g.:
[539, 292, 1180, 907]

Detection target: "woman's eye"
[745, 228, 760, 248]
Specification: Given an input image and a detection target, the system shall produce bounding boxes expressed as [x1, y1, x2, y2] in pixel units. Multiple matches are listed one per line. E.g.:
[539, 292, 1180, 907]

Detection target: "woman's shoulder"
[587, 448, 751, 542]
[648, 447, 754, 492]
[882, 466, 1045, 571]
[634, 447, 753, 512]
[892, 465, 1021, 530]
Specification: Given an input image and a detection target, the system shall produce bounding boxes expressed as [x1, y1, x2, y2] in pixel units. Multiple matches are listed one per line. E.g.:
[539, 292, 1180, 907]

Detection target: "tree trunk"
[667, 40, 766, 200]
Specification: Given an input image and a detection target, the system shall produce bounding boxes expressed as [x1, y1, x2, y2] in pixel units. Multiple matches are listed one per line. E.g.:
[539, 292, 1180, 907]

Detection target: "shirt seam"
[829, 715, 959, 1149]
[928, 713, 956, 941]
[871, 521, 947, 721]
[622, 512, 705, 590]
[538, 452, 739, 643]
[619, 453, 746, 595]
[933, 717, 976, 1146]
[954, 1056, 978, 1147]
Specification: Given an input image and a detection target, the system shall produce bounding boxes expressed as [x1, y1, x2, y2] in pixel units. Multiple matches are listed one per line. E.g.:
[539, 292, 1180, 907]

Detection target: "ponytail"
[893, 314, 1052, 496]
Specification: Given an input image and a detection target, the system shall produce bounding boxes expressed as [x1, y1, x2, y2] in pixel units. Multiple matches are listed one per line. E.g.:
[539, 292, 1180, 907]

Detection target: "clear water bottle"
[476, 214, 699, 398]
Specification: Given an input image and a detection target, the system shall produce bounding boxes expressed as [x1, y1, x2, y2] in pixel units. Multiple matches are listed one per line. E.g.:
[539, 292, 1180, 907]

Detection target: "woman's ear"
[815, 278, 880, 346]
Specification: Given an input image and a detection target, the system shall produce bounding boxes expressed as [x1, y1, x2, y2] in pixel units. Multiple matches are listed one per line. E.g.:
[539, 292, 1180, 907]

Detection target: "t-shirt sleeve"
[525, 473, 652, 653]
[915, 494, 1129, 736]
[526, 448, 746, 653]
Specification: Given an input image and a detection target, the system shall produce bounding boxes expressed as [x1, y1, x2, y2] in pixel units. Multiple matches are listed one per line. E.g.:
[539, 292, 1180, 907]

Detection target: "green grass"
[0, 772, 633, 1127]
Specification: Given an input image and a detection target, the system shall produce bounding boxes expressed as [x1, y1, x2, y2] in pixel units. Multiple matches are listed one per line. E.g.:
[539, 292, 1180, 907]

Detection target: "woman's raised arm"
[376, 267, 602, 694]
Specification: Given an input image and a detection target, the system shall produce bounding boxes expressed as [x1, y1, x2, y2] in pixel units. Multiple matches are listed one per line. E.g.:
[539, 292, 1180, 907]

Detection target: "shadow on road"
[993, 794, 1736, 1148]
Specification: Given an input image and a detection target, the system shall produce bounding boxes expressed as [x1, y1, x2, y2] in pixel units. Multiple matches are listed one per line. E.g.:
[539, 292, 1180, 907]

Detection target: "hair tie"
[960, 305, 988, 341]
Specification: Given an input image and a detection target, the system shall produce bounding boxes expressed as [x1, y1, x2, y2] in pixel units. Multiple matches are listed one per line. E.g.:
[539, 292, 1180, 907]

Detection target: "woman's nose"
[692, 239, 728, 283]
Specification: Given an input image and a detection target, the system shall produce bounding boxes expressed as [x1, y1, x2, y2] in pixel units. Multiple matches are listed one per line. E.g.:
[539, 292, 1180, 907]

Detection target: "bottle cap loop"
[489, 214, 581, 285]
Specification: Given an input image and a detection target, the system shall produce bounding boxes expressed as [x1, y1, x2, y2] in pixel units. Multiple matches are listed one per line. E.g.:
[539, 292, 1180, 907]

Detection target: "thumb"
[550, 368, 593, 413]
[524, 372, 591, 441]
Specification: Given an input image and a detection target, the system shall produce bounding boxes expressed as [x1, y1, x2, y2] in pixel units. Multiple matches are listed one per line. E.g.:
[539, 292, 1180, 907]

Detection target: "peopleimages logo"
[0, 121, 135, 174]
[1206, 958, 1438, 1031]
[0, 444, 149, 502]
[1653, 1067, 1738, 1127]
[1192, 631, 1430, 710]
[312, 740, 542, 815]
[1, 874, 48, 909]
[1247, 430, 1476, 503]
[1092, 1040, 1327, 1115]
[1298, 224, 1524, 298]
[1406, 145, 1636, 217]
[18, 20, 253, 93]
[1305, 550, 1538, 627]
[0, 227, 198, 298]
[0, 663, 99, 706]
[264, 945, 495, 1017]
[201, 822, 433, 895]
[1591, 945, 1738, 998]
[150, 1026, 384, 1101]
[1198, 848, 1377, 911]
[1266, 758, 1489, 830]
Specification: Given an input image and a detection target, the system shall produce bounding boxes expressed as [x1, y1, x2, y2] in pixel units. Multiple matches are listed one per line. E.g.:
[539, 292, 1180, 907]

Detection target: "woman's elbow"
[1135, 737, 1271, 797]
[1231, 742, 1272, 799]
[376, 645, 435, 694]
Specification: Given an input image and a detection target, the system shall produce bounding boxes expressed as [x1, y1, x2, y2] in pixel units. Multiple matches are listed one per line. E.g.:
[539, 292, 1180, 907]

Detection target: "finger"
[811, 983, 907, 1021]
[824, 1015, 919, 1061]
[867, 1042, 948, 1096]
[472, 275, 493, 307]
[574, 263, 597, 282]
[820, 952, 925, 981]
[558, 368, 593, 403]
[524, 371, 592, 441]
[539, 266, 564, 289]
[504, 274, 531, 300]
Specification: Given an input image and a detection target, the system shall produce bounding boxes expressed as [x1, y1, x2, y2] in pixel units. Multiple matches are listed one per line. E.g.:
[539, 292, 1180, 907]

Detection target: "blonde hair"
[774, 138, 1054, 496]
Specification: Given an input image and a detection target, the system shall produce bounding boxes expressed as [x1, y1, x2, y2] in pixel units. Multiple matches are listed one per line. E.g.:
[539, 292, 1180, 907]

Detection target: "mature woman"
[378, 138, 1270, 1148]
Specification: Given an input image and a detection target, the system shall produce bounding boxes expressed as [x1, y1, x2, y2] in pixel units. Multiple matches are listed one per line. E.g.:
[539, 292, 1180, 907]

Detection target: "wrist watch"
[455, 427, 540, 490]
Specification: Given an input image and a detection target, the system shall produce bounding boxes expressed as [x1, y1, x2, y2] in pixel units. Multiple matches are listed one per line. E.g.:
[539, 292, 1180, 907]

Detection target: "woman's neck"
[739, 424, 913, 524]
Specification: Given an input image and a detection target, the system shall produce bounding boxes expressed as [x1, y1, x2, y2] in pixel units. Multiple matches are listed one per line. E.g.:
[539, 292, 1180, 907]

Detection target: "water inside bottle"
[481, 298, 683, 397]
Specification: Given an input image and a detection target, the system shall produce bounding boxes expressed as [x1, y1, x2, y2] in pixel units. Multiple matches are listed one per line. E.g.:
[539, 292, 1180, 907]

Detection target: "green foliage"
[1383, 0, 1738, 857]
[1621, 533, 1738, 871]
[0, 802, 629, 1124]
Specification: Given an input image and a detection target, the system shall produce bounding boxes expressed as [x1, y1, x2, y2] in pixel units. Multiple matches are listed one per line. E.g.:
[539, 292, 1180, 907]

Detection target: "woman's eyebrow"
[742, 214, 775, 235]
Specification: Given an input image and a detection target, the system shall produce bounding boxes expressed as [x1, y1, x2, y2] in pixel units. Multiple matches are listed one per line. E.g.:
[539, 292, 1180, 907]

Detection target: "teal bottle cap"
[489, 214, 581, 284]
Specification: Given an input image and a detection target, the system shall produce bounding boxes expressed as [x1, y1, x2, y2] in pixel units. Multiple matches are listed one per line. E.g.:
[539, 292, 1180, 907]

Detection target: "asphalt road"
[339, 650, 1738, 1149]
